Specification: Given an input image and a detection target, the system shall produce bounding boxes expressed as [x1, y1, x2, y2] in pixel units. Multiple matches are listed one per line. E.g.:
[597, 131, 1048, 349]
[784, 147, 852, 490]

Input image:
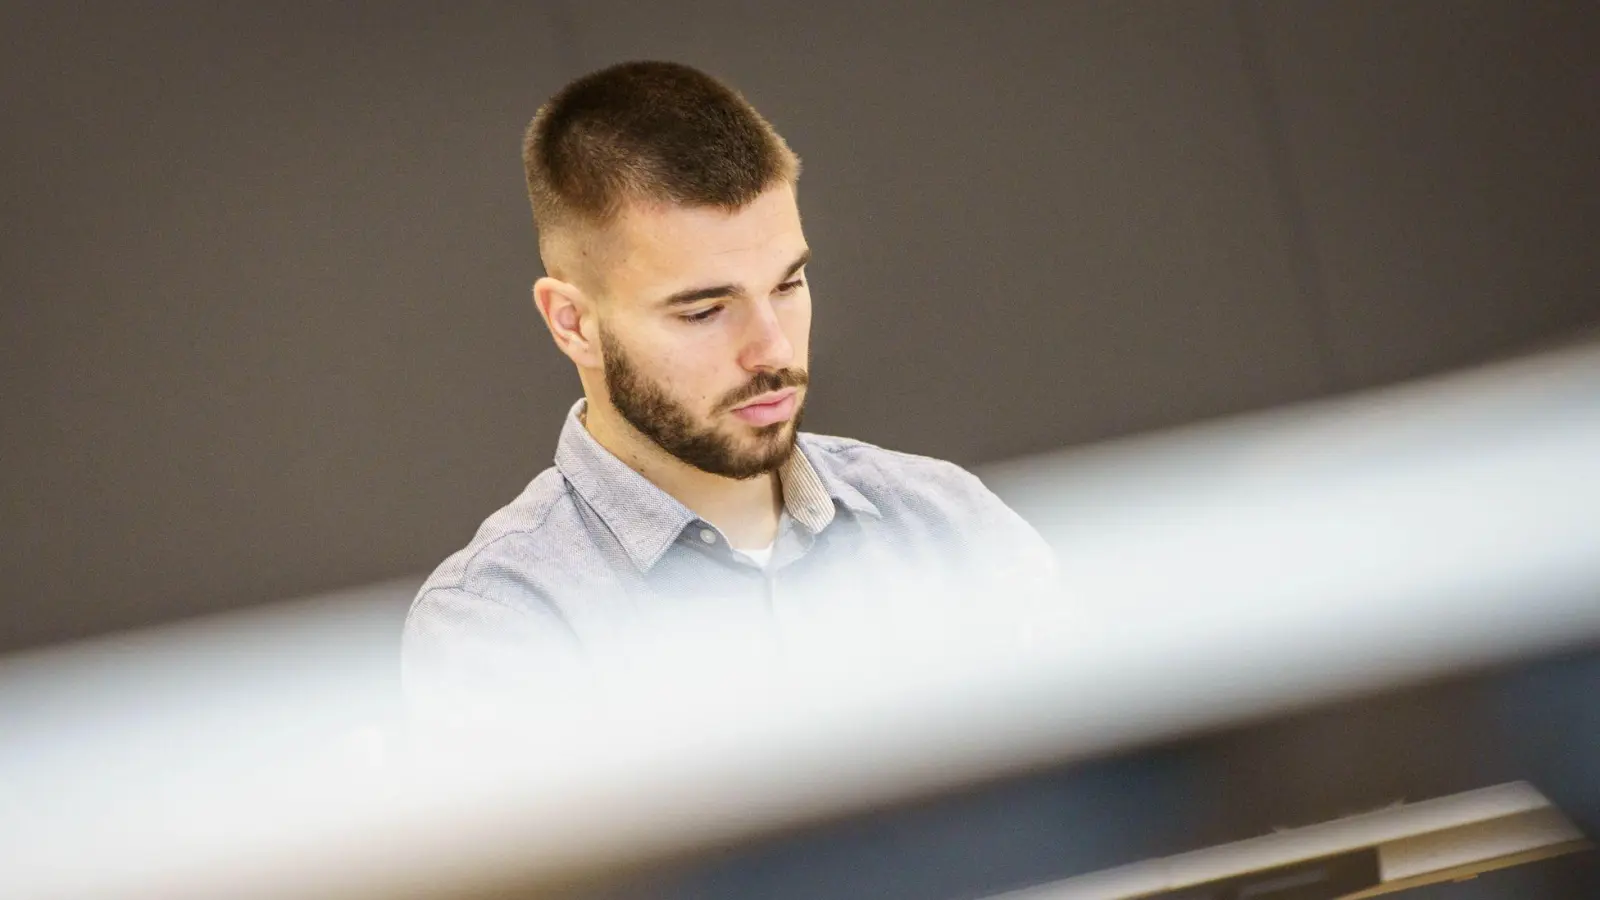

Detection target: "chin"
[733, 418, 798, 453]
[750, 419, 796, 441]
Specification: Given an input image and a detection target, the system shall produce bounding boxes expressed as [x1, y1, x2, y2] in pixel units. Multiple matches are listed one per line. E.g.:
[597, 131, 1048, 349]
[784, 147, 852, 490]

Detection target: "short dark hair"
[522, 61, 800, 280]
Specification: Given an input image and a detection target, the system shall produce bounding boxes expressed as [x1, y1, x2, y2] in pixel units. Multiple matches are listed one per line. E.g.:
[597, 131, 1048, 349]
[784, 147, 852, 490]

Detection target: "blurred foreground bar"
[1, 342, 1597, 899]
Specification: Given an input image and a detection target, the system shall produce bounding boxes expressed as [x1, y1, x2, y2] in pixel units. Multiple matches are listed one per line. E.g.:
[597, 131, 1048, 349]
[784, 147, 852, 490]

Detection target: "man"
[403, 61, 1054, 719]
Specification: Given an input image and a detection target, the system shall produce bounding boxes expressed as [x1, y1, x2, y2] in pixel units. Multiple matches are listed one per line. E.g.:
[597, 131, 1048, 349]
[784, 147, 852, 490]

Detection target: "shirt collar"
[553, 400, 877, 573]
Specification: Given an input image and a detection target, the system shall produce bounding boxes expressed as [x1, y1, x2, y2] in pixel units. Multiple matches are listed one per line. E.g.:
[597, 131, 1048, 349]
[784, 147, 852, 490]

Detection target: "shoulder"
[797, 432, 1005, 520]
[402, 467, 598, 715]
[799, 432, 978, 482]
[409, 465, 591, 611]
[799, 431, 1058, 583]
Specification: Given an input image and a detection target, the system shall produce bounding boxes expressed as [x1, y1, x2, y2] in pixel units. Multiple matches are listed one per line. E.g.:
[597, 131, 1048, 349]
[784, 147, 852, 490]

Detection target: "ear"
[533, 276, 602, 369]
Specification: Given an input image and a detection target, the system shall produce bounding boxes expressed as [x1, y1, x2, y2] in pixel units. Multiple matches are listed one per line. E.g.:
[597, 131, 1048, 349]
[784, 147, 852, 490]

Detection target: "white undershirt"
[736, 543, 775, 569]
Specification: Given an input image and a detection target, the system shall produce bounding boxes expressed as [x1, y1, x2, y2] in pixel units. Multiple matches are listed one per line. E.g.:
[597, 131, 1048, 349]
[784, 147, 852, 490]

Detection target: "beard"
[601, 330, 808, 480]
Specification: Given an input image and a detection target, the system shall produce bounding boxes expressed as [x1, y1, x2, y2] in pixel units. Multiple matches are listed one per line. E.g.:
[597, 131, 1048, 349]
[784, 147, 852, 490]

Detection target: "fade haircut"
[523, 61, 801, 288]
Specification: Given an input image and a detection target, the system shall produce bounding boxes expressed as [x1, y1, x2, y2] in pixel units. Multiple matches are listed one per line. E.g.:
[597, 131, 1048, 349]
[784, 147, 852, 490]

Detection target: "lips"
[731, 388, 799, 426]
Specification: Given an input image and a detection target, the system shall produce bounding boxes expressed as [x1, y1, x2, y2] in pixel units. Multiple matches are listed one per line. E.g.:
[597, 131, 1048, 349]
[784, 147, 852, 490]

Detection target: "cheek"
[786, 295, 813, 362]
[654, 340, 729, 405]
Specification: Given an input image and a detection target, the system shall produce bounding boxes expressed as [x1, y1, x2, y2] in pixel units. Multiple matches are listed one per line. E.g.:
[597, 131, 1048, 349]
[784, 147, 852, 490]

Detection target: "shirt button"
[699, 528, 716, 544]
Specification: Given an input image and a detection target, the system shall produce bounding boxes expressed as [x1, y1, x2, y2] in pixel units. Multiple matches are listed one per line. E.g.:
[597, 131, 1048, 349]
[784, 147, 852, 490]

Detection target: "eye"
[679, 305, 723, 324]
[776, 278, 806, 295]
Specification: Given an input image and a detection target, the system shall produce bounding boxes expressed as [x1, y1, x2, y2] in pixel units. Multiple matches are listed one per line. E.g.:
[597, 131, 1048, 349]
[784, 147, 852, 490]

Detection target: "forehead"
[607, 186, 805, 291]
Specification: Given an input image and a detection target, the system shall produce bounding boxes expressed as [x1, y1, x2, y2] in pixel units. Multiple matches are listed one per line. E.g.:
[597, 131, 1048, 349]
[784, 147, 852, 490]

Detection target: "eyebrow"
[658, 249, 812, 308]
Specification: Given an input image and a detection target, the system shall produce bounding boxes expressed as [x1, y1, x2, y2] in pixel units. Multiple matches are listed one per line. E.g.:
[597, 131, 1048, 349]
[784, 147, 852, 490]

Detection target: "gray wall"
[2, 1, 1596, 652]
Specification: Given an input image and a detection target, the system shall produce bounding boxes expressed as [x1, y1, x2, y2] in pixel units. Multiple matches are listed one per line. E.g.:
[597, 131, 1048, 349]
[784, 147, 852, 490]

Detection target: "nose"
[738, 300, 795, 372]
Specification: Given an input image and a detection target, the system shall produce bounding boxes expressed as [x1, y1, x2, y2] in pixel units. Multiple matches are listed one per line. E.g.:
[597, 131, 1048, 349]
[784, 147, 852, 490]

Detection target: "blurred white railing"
[1, 342, 1597, 899]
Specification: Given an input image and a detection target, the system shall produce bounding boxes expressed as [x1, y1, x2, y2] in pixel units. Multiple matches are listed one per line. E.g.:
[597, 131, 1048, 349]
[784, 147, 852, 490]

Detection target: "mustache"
[715, 368, 809, 414]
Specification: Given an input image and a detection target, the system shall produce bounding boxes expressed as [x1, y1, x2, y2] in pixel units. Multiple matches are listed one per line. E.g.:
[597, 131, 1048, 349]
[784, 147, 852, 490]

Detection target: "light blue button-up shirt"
[403, 400, 1056, 718]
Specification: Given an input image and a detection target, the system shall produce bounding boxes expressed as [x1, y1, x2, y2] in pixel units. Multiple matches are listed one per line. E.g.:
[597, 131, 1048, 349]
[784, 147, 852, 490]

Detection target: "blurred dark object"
[1493, 648, 1600, 839]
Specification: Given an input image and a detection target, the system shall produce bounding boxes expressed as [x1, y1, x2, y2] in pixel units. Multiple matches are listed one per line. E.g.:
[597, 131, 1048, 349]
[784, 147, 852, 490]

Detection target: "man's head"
[525, 61, 811, 480]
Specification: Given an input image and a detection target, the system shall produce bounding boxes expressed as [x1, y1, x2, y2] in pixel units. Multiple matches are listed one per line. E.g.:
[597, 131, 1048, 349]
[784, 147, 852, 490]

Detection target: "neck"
[582, 399, 782, 549]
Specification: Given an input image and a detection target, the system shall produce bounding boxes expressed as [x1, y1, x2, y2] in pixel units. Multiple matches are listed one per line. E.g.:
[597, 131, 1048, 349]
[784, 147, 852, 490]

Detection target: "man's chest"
[557, 522, 972, 649]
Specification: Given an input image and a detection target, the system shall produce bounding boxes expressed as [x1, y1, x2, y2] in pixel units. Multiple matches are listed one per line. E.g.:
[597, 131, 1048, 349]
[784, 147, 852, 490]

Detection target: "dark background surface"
[3, 1, 1596, 652]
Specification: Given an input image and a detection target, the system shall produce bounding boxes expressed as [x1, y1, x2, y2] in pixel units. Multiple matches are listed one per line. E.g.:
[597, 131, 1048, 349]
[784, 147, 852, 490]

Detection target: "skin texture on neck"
[534, 185, 811, 550]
